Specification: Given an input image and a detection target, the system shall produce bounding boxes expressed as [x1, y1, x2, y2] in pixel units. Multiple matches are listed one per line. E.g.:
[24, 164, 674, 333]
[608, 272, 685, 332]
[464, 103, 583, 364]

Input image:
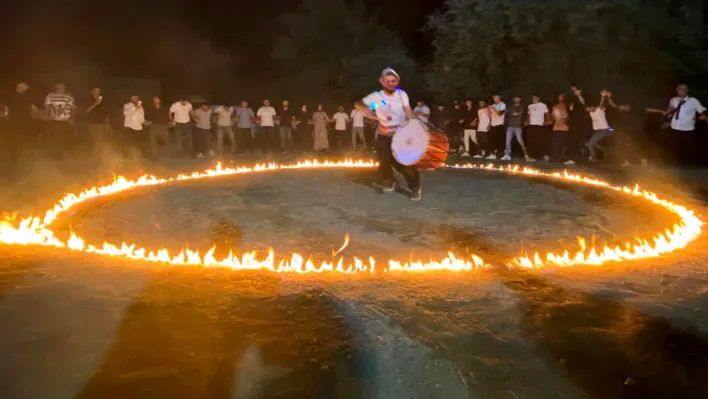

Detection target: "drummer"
[355, 67, 422, 200]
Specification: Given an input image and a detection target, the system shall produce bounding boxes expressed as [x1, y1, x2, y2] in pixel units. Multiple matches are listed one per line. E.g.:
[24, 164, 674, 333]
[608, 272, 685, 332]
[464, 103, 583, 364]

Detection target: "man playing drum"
[355, 68, 422, 201]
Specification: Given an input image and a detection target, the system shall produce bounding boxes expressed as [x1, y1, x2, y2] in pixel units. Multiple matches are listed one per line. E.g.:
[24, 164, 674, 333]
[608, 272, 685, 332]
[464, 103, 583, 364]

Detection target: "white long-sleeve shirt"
[123, 102, 145, 130]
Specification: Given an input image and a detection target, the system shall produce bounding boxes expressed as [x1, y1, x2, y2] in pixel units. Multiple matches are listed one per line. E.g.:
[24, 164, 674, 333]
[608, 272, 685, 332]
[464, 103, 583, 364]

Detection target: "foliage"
[269, 0, 419, 107]
[425, 0, 708, 104]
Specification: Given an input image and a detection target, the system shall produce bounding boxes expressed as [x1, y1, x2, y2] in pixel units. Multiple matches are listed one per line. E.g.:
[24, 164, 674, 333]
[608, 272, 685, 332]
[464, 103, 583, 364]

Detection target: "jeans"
[279, 126, 293, 150]
[257, 126, 276, 151]
[505, 126, 529, 156]
[352, 126, 366, 150]
[149, 124, 170, 158]
[375, 133, 420, 190]
[192, 127, 210, 155]
[174, 122, 193, 156]
[587, 129, 612, 160]
[217, 125, 236, 154]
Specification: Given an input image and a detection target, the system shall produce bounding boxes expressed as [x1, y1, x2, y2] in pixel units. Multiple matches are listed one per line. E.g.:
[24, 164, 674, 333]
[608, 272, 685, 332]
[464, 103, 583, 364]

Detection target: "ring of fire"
[0, 159, 703, 273]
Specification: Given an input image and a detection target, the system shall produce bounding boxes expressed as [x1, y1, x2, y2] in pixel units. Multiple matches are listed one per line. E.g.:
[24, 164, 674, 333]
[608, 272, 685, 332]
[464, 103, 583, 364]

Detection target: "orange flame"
[0, 160, 702, 273]
[450, 163, 703, 268]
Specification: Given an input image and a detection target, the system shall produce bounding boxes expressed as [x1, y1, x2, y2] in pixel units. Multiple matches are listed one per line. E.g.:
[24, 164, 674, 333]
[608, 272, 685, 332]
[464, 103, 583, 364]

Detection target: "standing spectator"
[460, 99, 477, 157]
[213, 103, 235, 155]
[256, 99, 277, 153]
[551, 93, 575, 165]
[487, 94, 506, 160]
[193, 103, 213, 158]
[526, 95, 550, 160]
[312, 104, 330, 151]
[665, 84, 706, 165]
[235, 101, 255, 154]
[350, 103, 366, 150]
[84, 87, 110, 156]
[145, 96, 171, 158]
[586, 92, 612, 163]
[473, 99, 491, 159]
[122, 95, 146, 158]
[295, 104, 311, 151]
[502, 96, 533, 161]
[432, 104, 452, 149]
[452, 100, 465, 153]
[414, 100, 430, 123]
[278, 100, 295, 152]
[332, 106, 349, 150]
[169, 98, 194, 156]
[44, 83, 76, 160]
[4, 81, 38, 169]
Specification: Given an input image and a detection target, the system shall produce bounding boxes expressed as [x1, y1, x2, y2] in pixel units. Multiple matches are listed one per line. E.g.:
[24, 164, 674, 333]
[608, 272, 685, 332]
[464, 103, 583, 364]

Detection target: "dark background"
[0, 0, 443, 100]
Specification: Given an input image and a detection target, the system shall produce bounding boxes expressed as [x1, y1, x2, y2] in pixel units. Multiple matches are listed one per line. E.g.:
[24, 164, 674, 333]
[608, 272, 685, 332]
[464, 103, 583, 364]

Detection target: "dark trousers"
[489, 125, 505, 156]
[45, 121, 74, 160]
[375, 134, 420, 190]
[174, 122, 193, 156]
[257, 126, 276, 151]
[476, 130, 491, 155]
[193, 127, 210, 155]
[122, 127, 148, 158]
[235, 127, 253, 153]
[669, 129, 698, 165]
[527, 125, 551, 158]
[551, 130, 572, 162]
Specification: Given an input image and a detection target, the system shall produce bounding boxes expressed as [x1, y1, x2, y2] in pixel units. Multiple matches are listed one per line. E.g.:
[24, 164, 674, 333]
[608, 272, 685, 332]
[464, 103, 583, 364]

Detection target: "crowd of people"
[1, 81, 705, 175]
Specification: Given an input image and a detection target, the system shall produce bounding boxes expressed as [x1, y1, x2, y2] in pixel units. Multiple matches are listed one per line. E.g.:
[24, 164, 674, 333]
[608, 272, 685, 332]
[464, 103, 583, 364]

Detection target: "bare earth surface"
[1, 154, 708, 399]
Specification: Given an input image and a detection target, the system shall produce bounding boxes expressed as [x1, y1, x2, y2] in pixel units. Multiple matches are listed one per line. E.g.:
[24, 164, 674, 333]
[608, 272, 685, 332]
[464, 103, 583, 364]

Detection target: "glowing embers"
[0, 160, 702, 273]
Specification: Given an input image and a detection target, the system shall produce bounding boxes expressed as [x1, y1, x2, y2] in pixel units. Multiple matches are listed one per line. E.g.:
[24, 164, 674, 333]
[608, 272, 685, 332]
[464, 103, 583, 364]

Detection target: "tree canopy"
[269, 0, 419, 107]
[425, 0, 708, 104]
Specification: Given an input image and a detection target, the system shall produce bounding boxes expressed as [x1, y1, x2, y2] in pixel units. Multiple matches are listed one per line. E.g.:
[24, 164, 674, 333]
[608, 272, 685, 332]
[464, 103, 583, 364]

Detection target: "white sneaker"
[410, 187, 422, 201]
[564, 160, 575, 165]
[196, 152, 204, 158]
[461, 152, 470, 157]
[620, 160, 632, 167]
[472, 154, 483, 159]
[208, 150, 215, 157]
[543, 155, 550, 161]
[501, 155, 512, 161]
[485, 154, 497, 160]
[525, 156, 536, 162]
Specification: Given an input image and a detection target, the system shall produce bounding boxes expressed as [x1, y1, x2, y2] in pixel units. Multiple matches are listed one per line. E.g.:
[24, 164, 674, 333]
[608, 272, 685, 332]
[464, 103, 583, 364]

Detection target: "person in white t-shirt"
[586, 92, 612, 163]
[331, 106, 349, 150]
[526, 95, 550, 160]
[256, 99, 277, 152]
[487, 95, 506, 159]
[213, 103, 235, 155]
[355, 67, 422, 200]
[169, 99, 194, 156]
[664, 84, 707, 164]
[472, 99, 492, 159]
[122, 95, 146, 158]
[350, 103, 367, 150]
[413, 101, 430, 123]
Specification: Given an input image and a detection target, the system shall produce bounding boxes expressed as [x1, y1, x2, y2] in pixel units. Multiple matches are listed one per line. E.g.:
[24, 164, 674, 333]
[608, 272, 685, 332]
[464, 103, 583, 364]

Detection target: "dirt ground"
[0, 153, 707, 399]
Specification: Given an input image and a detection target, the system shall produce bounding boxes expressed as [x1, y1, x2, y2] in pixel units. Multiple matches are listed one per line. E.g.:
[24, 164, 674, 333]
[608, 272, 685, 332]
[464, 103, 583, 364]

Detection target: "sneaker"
[380, 181, 397, 193]
[461, 152, 470, 157]
[543, 155, 550, 161]
[472, 154, 483, 159]
[208, 150, 215, 157]
[485, 154, 497, 160]
[564, 160, 575, 165]
[196, 152, 204, 158]
[525, 156, 536, 162]
[501, 155, 512, 161]
[620, 160, 632, 167]
[410, 187, 422, 201]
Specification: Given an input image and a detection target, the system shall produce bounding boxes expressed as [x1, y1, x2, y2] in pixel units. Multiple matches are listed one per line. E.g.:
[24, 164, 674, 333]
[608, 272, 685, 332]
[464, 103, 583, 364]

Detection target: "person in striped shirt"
[44, 83, 76, 160]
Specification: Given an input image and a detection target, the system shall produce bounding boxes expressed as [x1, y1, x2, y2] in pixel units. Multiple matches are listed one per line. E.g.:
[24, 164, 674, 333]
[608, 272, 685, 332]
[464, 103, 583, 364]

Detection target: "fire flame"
[0, 160, 702, 273]
[450, 163, 703, 268]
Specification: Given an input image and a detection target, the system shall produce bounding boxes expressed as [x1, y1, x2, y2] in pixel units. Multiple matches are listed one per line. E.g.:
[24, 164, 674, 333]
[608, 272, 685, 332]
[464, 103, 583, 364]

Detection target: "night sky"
[0, 0, 444, 97]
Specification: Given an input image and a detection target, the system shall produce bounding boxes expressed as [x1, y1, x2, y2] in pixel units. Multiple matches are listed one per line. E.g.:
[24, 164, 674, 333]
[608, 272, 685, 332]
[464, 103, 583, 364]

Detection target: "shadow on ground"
[76, 272, 363, 399]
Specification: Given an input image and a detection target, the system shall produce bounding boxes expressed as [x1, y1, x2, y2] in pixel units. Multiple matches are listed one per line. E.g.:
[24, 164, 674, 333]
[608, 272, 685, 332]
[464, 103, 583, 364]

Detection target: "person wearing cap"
[355, 68, 422, 201]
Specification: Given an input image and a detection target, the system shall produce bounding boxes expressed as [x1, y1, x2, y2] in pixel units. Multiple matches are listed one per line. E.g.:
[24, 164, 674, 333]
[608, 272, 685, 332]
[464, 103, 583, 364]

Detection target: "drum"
[391, 120, 449, 169]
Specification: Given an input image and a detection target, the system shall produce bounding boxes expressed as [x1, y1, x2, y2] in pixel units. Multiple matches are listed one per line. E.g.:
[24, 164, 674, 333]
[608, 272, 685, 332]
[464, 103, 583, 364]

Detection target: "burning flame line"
[0, 159, 701, 273]
[449, 163, 703, 268]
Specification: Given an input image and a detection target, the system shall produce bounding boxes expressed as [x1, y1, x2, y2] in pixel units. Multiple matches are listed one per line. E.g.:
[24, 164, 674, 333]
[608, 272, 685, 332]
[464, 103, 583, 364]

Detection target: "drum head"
[392, 120, 430, 166]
